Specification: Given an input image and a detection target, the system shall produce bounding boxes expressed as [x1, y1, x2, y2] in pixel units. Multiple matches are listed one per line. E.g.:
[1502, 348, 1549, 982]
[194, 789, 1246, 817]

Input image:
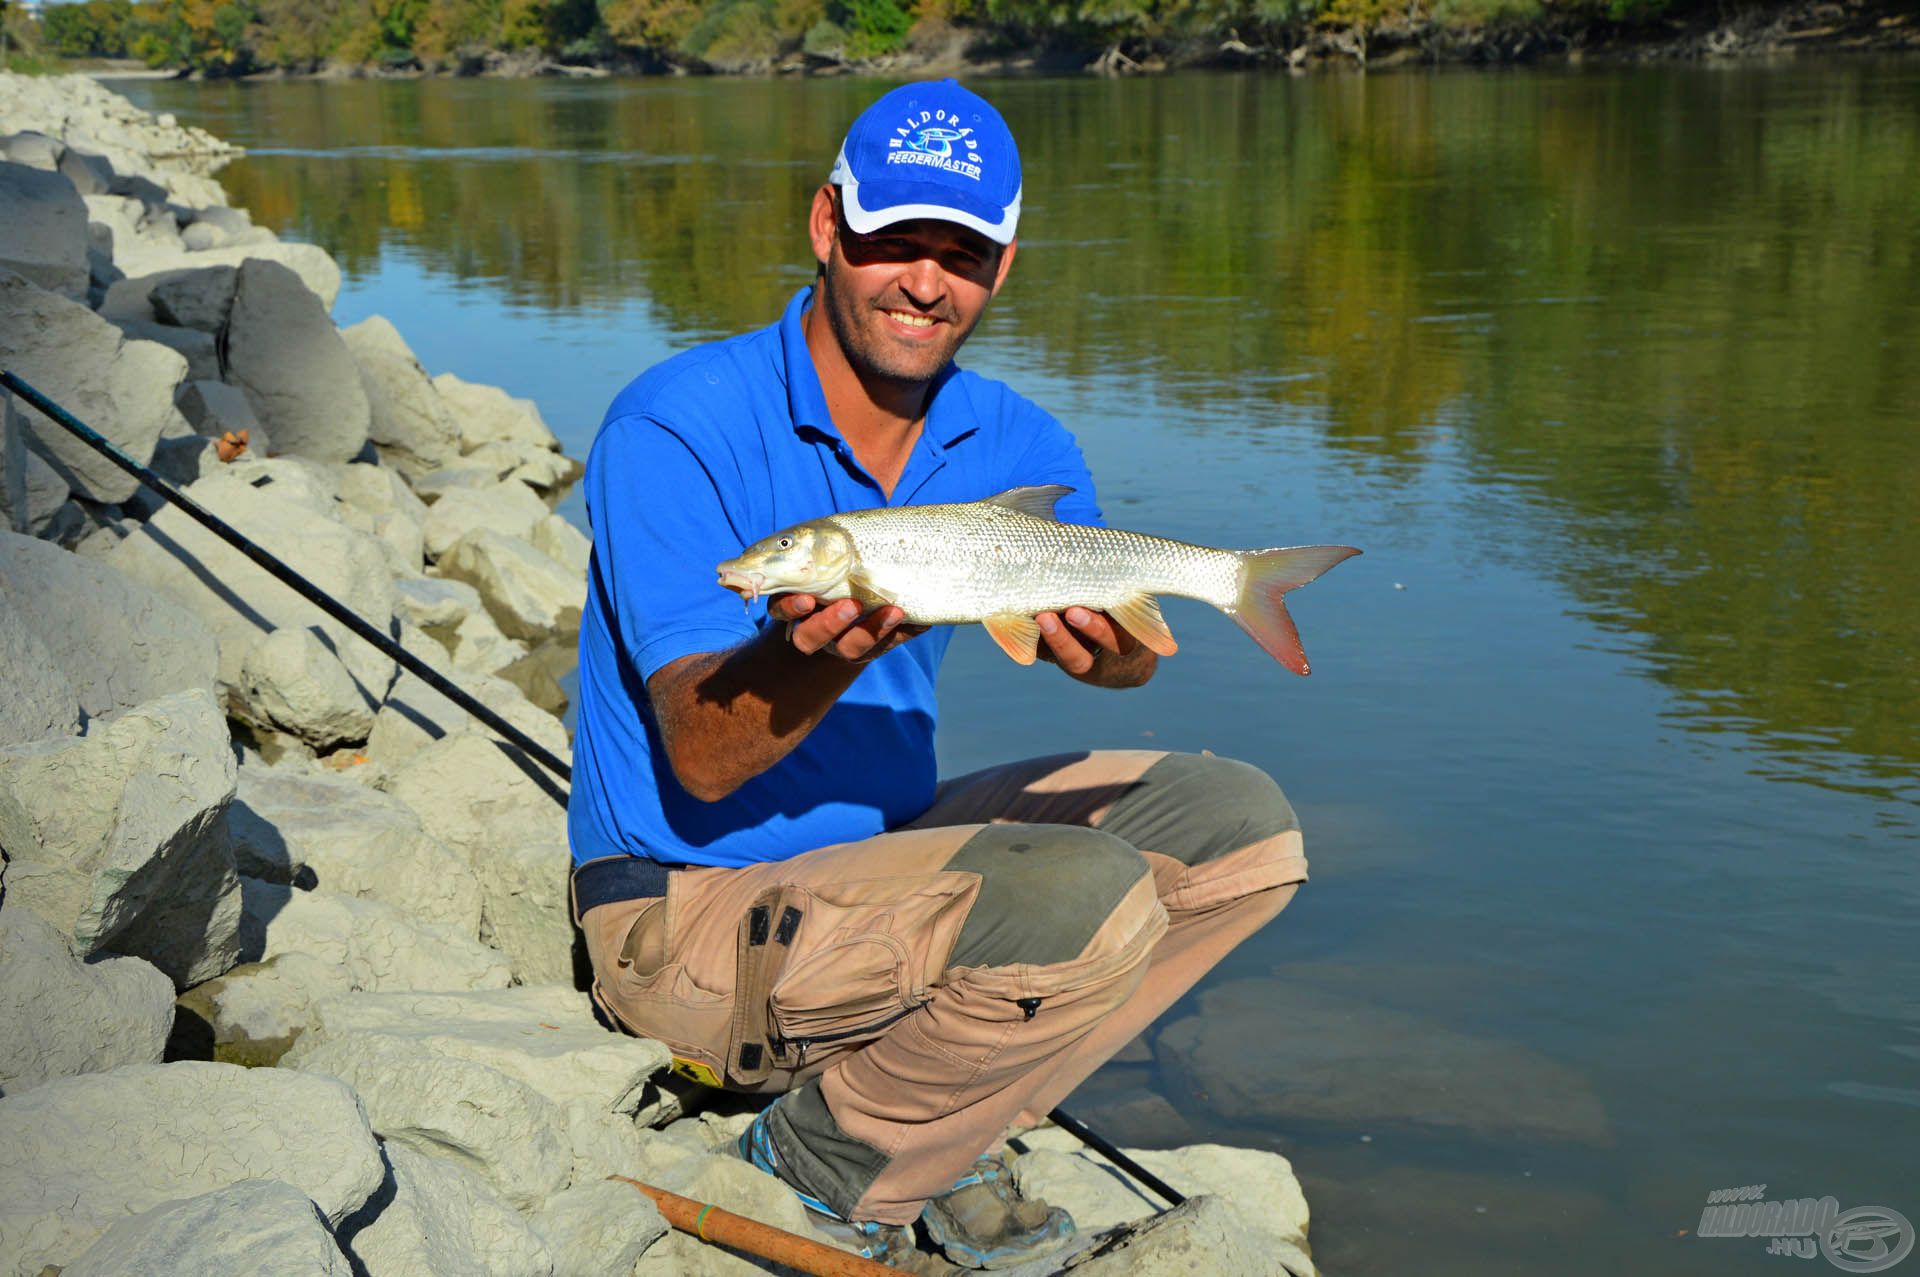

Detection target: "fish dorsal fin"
[982, 485, 1072, 521]
[981, 612, 1042, 665]
[1107, 593, 1179, 657]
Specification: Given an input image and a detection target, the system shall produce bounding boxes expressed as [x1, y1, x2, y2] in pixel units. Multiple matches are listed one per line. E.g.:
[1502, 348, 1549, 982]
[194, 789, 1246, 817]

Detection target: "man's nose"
[898, 255, 947, 305]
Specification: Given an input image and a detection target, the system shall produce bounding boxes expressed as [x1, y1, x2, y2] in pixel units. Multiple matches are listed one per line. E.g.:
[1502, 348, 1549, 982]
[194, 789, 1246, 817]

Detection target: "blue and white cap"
[829, 79, 1022, 246]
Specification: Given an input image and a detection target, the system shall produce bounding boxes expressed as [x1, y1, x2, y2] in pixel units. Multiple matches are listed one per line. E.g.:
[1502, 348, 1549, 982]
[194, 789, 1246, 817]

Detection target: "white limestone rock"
[0, 74, 238, 205]
[293, 986, 670, 1117]
[379, 732, 567, 886]
[393, 573, 484, 636]
[1011, 1134, 1312, 1270]
[338, 1142, 553, 1277]
[222, 258, 369, 462]
[237, 877, 511, 995]
[62, 1178, 352, 1277]
[437, 528, 585, 641]
[342, 315, 463, 481]
[236, 626, 378, 749]
[0, 531, 219, 726]
[226, 767, 483, 937]
[0, 906, 173, 1097]
[284, 1033, 572, 1211]
[0, 410, 71, 535]
[0, 129, 61, 169]
[465, 439, 581, 494]
[532, 1178, 667, 1277]
[421, 478, 550, 561]
[103, 462, 397, 706]
[1067, 1194, 1308, 1277]
[410, 460, 504, 502]
[84, 192, 184, 276]
[366, 667, 566, 769]
[57, 147, 115, 197]
[0, 159, 89, 301]
[472, 834, 576, 986]
[174, 952, 342, 1067]
[433, 371, 560, 454]
[449, 607, 528, 675]
[531, 512, 591, 579]
[0, 688, 240, 988]
[0, 579, 80, 744]
[174, 377, 265, 447]
[109, 316, 220, 381]
[0, 269, 189, 504]
[0, 1061, 383, 1275]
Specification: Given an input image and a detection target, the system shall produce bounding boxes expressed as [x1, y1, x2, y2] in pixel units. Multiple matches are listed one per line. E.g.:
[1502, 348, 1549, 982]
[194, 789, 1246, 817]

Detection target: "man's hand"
[1036, 607, 1157, 688]
[770, 594, 930, 663]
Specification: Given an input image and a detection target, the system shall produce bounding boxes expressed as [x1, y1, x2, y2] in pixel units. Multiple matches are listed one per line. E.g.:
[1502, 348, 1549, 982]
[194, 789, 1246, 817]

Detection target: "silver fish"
[715, 486, 1360, 674]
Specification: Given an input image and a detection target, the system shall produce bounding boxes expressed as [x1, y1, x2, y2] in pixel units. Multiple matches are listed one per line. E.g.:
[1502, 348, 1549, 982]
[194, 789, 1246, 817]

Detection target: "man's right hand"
[770, 594, 929, 663]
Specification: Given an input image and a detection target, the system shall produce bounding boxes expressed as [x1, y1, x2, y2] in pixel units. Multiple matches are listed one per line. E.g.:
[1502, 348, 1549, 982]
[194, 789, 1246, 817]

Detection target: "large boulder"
[285, 1033, 574, 1211]
[0, 688, 240, 988]
[174, 377, 264, 446]
[0, 270, 189, 503]
[421, 478, 550, 561]
[437, 528, 585, 641]
[234, 626, 378, 749]
[109, 317, 220, 382]
[0, 530, 219, 726]
[0, 428, 70, 535]
[0, 906, 174, 1097]
[290, 986, 670, 1117]
[433, 372, 561, 455]
[338, 1141, 554, 1277]
[102, 461, 397, 703]
[0, 1061, 383, 1274]
[84, 192, 185, 277]
[532, 513, 591, 578]
[149, 262, 238, 332]
[532, 1179, 667, 1277]
[1065, 1194, 1304, 1277]
[0, 579, 80, 744]
[0, 130, 62, 170]
[100, 241, 340, 317]
[237, 877, 512, 995]
[1155, 980, 1609, 1144]
[342, 316, 463, 480]
[62, 1179, 352, 1277]
[366, 668, 568, 768]
[173, 952, 342, 1068]
[226, 767, 483, 937]
[221, 258, 369, 462]
[0, 160, 88, 301]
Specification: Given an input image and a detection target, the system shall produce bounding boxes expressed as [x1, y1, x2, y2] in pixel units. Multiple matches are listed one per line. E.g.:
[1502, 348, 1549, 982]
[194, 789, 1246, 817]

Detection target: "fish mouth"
[717, 568, 765, 604]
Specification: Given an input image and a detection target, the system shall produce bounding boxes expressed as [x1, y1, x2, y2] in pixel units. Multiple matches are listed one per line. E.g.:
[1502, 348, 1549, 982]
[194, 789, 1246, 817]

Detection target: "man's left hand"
[1036, 607, 1156, 688]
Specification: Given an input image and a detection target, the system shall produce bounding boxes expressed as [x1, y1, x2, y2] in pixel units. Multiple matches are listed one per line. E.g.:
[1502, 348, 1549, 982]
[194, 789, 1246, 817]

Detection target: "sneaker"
[737, 1108, 920, 1265]
[920, 1154, 1076, 1270]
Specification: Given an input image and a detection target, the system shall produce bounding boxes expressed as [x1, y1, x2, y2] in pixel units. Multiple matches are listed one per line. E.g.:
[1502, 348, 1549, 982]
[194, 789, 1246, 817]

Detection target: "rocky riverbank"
[0, 72, 1316, 1277]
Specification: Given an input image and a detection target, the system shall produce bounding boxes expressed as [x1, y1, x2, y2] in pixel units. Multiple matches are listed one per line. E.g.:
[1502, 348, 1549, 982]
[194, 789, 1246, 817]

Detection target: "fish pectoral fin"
[982, 485, 1072, 521]
[1107, 593, 1179, 657]
[845, 569, 897, 609]
[981, 613, 1042, 665]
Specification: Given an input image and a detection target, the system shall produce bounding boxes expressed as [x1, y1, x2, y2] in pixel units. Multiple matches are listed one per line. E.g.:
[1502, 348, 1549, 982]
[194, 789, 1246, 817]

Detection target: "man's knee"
[943, 825, 1153, 970]
[1097, 753, 1298, 868]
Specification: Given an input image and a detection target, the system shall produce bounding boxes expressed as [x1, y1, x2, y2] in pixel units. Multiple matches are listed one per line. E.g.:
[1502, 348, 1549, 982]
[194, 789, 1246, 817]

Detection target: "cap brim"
[833, 148, 1020, 245]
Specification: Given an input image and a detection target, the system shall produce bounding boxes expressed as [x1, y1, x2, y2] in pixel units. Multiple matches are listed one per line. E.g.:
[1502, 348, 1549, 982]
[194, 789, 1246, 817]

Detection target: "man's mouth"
[883, 308, 939, 329]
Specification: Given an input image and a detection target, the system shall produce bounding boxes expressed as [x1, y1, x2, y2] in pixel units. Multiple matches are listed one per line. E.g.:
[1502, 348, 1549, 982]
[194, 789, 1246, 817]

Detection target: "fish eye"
[777, 536, 794, 549]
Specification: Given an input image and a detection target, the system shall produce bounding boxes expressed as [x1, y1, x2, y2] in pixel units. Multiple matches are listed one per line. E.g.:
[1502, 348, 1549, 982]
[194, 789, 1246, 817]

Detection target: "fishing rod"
[1, 369, 1186, 1214]
[0, 370, 572, 784]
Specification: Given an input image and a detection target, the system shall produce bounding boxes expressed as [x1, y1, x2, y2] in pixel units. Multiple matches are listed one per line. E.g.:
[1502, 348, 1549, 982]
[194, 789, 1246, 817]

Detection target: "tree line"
[30, 0, 1689, 75]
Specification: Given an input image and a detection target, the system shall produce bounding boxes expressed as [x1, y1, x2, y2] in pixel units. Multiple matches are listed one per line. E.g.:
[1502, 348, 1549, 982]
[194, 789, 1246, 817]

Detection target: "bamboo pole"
[609, 1175, 897, 1277]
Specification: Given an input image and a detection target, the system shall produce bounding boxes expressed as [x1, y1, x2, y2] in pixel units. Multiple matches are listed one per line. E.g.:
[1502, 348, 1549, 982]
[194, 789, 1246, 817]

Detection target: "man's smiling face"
[808, 185, 1017, 389]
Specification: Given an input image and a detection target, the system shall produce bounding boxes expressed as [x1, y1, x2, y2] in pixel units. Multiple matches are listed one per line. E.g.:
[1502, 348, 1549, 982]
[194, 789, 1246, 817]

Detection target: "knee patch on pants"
[1097, 753, 1298, 868]
[943, 824, 1151, 971]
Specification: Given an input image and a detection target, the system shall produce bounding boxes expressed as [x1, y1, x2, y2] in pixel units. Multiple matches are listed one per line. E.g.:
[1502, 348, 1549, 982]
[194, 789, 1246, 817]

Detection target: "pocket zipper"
[772, 1000, 924, 1069]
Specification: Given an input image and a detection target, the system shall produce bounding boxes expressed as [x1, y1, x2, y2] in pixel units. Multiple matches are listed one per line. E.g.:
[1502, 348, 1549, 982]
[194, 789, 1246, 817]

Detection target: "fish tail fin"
[1228, 545, 1362, 675]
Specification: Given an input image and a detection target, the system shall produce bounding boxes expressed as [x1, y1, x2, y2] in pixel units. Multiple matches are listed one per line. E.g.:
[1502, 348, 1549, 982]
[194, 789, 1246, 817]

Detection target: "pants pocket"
[760, 873, 976, 1069]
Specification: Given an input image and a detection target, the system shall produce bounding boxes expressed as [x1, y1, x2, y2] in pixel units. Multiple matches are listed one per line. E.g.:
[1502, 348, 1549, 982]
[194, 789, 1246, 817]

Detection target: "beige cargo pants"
[577, 750, 1307, 1225]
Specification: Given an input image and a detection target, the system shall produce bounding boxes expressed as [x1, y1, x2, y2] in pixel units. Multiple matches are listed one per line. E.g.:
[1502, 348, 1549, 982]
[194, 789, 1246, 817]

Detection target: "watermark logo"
[1697, 1185, 1913, 1272]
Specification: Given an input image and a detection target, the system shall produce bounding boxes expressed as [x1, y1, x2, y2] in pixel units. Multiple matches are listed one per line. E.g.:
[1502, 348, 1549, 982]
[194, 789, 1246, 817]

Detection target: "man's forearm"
[650, 628, 864, 802]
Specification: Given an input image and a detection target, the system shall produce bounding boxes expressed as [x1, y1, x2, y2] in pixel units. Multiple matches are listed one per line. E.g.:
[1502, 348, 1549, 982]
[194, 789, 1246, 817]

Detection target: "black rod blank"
[0, 369, 573, 785]
[1047, 1105, 1187, 1208]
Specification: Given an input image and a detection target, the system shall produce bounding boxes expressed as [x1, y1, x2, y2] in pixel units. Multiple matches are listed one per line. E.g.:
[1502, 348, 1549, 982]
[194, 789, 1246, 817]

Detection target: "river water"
[121, 65, 1920, 1274]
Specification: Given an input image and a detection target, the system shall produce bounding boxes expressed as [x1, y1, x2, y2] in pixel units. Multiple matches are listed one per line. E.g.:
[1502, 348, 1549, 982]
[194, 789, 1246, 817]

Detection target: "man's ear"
[989, 239, 1018, 297]
[808, 186, 838, 269]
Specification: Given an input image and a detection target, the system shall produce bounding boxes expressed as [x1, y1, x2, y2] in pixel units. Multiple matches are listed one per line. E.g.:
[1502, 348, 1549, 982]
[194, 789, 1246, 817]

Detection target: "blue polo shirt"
[568, 286, 1101, 869]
